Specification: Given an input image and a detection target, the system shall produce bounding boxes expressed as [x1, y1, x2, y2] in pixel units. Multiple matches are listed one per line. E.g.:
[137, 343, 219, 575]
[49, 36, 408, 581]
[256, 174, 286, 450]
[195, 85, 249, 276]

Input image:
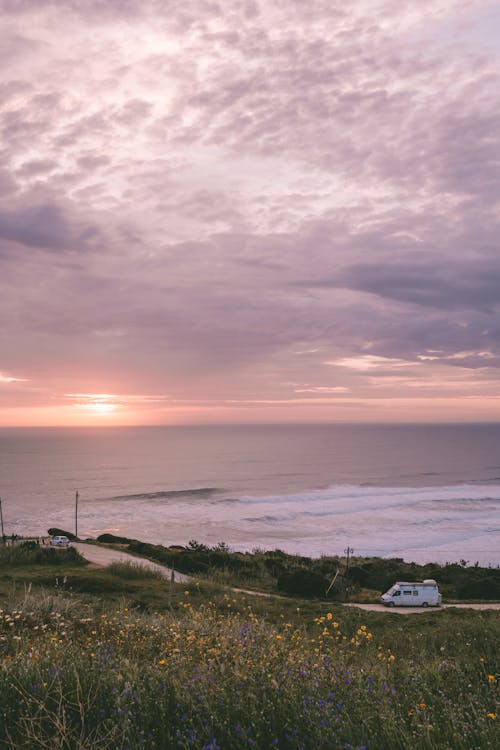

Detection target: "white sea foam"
[65, 483, 500, 566]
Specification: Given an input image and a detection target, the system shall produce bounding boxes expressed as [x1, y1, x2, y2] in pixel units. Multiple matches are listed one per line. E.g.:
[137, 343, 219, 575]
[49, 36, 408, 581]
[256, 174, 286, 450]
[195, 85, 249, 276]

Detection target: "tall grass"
[0, 544, 85, 567]
[0, 591, 497, 749]
[106, 561, 165, 581]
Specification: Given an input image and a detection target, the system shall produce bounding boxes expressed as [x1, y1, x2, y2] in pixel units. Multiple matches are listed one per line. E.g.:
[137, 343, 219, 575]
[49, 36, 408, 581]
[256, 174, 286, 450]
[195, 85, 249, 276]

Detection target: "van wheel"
[422, 602, 429, 608]
[388, 602, 395, 608]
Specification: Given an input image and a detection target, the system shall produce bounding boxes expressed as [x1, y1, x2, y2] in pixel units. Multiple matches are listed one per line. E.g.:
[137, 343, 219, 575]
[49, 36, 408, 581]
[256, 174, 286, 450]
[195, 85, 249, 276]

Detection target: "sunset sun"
[71, 394, 119, 416]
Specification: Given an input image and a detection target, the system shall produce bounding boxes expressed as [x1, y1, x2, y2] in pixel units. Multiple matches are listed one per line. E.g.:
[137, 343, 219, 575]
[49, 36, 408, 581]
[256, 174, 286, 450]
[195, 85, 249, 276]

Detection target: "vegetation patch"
[0, 544, 85, 568]
[94, 538, 500, 601]
[0, 587, 497, 749]
[0, 542, 498, 748]
[47, 527, 77, 541]
[106, 561, 165, 581]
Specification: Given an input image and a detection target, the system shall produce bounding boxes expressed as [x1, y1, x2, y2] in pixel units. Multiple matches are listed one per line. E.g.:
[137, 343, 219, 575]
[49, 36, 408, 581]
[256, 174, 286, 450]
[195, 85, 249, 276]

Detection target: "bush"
[173, 553, 209, 574]
[47, 528, 77, 541]
[458, 576, 500, 600]
[277, 569, 328, 598]
[96, 533, 134, 544]
[127, 541, 171, 564]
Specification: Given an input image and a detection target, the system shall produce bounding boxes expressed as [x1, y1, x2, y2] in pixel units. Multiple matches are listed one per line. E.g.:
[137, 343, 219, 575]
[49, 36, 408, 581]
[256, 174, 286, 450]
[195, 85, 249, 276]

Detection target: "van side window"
[403, 590, 412, 595]
[413, 591, 418, 596]
[393, 591, 401, 596]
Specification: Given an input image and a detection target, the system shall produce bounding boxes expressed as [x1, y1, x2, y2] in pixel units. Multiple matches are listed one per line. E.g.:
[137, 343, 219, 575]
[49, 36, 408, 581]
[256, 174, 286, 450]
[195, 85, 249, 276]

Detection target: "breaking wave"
[101, 487, 220, 501]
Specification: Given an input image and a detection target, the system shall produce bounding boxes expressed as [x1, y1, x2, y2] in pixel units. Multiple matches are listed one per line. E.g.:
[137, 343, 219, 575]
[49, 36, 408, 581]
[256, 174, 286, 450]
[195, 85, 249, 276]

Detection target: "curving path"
[345, 602, 500, 613]
[73, 542, 190, 583]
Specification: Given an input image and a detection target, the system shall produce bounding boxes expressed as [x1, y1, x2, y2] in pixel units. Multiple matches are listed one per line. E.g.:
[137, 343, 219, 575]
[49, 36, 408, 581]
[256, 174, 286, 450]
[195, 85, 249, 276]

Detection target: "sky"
[1, 0, 499, 426]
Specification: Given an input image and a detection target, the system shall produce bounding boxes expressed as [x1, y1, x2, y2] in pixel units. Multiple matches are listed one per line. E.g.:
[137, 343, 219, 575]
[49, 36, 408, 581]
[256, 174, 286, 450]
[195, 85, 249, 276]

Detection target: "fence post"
[168, 568, 175, 609]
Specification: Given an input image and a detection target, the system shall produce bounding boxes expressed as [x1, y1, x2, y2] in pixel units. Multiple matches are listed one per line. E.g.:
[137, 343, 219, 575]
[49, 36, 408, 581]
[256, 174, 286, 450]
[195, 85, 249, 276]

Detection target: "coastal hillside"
[0, 543, 498, 749]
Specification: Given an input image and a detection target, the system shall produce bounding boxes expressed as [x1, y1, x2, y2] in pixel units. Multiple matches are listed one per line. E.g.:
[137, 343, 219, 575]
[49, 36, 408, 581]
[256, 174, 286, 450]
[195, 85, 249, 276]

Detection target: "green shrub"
[47, 527, 77, 540]
[173, 553, 210, 574]
[458, 576, 500, 600]
[96, 533, 134, 544]
[277, 568, 328, 597]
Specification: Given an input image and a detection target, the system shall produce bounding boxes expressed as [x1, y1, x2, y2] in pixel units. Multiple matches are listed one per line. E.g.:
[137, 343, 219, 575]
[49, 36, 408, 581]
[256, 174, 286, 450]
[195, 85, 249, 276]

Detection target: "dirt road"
[344, 602, 500, 614]
[73, 543, 190, 583]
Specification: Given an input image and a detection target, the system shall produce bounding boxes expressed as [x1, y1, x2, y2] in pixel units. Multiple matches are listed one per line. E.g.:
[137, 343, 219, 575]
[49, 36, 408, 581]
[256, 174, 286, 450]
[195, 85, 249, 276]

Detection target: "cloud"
[0, 202, 100, 251]
[323, 258, 500, 313]
[0, 371, 28, 383]
[1, 0, 500, 421]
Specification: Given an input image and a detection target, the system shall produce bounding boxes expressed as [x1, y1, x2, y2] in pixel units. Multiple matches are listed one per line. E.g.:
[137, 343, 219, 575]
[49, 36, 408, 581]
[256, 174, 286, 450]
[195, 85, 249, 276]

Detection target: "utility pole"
[168, 569, 175, 610]
[75, 490, 79, 539]
[0, 497, 5, 542]
[344, 546, 354, 602]
[344, 546, 353, 576]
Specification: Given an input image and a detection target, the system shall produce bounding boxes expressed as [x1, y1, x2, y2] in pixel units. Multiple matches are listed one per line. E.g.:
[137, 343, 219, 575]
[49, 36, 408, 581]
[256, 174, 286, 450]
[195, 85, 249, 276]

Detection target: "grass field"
[0, 545, 498, 749]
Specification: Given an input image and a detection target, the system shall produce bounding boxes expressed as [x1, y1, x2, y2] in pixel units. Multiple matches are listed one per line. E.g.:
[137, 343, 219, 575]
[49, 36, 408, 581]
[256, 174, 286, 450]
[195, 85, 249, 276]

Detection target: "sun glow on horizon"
[68, 393, 119, 416]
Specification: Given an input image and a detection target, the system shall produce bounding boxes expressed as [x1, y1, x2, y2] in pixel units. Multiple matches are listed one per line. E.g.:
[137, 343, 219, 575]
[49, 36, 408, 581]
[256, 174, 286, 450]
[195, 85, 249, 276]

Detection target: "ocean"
[1, 423, 499, 565]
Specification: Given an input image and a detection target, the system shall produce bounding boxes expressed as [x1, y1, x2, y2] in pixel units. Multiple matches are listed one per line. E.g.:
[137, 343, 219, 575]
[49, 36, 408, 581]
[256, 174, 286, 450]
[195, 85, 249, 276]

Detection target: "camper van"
[381, 579, 441, 607]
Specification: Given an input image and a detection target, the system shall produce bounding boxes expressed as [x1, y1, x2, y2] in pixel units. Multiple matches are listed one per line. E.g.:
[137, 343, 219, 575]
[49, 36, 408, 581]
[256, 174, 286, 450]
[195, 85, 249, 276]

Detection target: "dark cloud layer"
[0, 203, 100, 251]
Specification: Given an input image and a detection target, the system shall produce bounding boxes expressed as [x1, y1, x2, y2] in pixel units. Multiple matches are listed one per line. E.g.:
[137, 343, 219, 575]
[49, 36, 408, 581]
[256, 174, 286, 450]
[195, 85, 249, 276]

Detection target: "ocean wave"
[242, 515, 286, 523]
[101, 487, 220, 501]
[236, 483, 500, 509]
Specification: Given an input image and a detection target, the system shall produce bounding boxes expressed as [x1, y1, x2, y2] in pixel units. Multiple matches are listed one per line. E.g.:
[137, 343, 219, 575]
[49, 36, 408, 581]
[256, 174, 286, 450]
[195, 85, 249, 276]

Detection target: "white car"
[50, 535, 70, 547]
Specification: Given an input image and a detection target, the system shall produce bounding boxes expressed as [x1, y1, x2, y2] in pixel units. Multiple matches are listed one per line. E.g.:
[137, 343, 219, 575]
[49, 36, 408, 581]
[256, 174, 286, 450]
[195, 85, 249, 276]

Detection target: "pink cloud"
[1, 0, 499, 424]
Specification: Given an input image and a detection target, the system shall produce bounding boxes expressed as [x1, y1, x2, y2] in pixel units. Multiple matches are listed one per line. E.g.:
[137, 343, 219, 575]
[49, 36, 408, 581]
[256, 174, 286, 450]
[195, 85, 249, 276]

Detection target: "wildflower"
[486, 712, 496, 720]
[487, 675, 495, 683]
[419, 703, 426, 709]
[159, 659, 166, 665]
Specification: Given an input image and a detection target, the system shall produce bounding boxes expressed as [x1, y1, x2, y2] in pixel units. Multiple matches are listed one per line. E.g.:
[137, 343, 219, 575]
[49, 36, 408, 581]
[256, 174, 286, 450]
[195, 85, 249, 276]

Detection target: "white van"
[381, 579, 442, 607]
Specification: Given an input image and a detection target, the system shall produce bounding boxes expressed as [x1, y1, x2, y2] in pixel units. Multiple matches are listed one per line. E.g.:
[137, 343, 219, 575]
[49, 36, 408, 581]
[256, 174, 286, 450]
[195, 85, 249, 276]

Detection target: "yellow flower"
[486, 712, 496, 720]
[487, 674, 495, 683]
[158, 659, 166, 665]
[419, 703, 426, 709]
